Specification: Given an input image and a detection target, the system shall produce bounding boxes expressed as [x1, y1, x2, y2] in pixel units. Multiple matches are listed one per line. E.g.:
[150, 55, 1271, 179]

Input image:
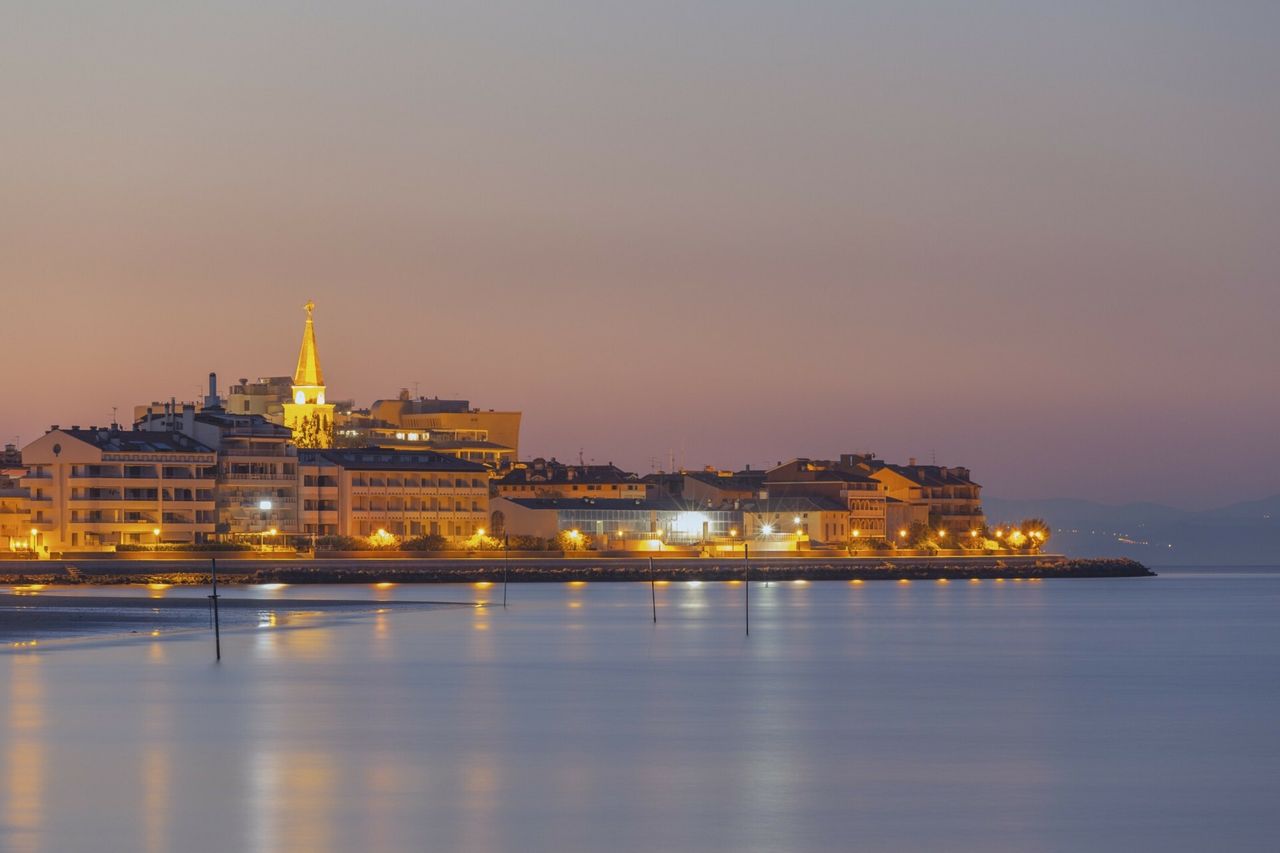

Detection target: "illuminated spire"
[293, 300, 324, 387]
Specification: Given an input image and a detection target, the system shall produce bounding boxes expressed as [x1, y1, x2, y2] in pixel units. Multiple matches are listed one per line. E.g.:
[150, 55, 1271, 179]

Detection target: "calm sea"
[3, 567, 1278, 852]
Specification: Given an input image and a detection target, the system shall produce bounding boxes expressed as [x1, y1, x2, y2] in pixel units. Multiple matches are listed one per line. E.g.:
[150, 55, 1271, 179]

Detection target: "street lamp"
[153, 527, 161, 546]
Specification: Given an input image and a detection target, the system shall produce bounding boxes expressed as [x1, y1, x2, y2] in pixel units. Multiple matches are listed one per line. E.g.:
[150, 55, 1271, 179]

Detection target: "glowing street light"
[852, 529, 860, 538]
[898, 529, 908, 539]
[761, 524, 775, 536]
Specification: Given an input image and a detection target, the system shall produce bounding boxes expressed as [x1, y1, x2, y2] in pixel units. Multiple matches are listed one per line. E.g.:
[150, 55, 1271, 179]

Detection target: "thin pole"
[503, 534, 509, 609]
[649, 556, 656, 623]
[744, 543, 749, 636]
[210, 557, 222, 661]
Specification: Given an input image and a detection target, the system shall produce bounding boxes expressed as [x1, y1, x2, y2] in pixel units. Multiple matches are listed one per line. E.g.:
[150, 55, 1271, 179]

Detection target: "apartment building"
[138, 406, 298, 535]
[21, 427, 217, 552]
[842, 454, 984, 535]
[298, 448, 489, 541]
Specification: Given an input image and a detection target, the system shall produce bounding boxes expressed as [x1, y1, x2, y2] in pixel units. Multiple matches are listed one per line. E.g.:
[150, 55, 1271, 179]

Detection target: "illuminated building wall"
[491, 496, 740, 545]
[298, 449, 489, 541]
[0, 478, 31, 553]
[20, 427, 217, 552]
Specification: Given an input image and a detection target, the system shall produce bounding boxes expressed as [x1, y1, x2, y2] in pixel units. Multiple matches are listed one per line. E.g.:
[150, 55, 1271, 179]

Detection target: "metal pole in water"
[649, 556, 656, 623]
[744, 543, 750, 636]
[210, 557, 222, 661]
[503, 533, 510, 609]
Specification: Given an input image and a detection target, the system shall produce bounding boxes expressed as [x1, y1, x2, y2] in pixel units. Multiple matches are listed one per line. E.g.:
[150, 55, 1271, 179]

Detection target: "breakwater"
[0, 556, 1153, 585]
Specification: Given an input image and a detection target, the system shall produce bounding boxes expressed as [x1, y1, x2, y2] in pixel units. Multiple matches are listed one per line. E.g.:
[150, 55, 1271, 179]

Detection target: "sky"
[1, 1, 1277, 510]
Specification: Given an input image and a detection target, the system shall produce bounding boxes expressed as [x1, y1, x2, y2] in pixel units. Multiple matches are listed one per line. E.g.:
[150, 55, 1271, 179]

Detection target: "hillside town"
[2, 303, 1047, 558]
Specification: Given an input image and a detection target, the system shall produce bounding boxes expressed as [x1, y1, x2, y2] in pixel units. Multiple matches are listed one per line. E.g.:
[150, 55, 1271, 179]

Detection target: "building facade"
[138, 407, 299, 536]
[226, 375, 293, 421]
[297, 448, 489, 541]
[763, 458, 888, 541]
[740, 496, 852, 545]
[843, 454, 984, 535]
[491, 495, 741, 548]
[0, 474, 31, 554]
[21, 427, 217, 552]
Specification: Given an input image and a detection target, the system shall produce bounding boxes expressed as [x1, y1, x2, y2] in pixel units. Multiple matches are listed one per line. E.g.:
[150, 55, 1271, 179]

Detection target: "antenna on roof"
[931, 448, 937, 465]
[111, 407, 118, 429]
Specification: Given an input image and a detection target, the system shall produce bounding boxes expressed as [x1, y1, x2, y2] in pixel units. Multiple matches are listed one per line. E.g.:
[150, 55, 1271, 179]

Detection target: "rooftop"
[872, 462, 979, 487]
[741, 495, 850, 513]
[58, 428, 215, 454]
[499, 459, 640, 486]
[300, 447, 488, 472]
[496, 495, 687, 511]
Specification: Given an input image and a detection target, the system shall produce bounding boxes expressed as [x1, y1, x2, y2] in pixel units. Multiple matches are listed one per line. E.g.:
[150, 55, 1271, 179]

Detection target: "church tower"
[282, 300, 336, 448]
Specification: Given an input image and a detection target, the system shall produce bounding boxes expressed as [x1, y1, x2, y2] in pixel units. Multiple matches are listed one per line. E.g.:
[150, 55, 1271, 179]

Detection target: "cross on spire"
[294, 299, 324, 387]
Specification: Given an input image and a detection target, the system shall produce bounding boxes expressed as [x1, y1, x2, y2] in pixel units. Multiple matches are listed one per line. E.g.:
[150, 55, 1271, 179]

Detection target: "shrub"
[402, 534, 449, 551]
[116, 542, 254, 552]
[506, 535, 552, 551]
[314, 535, 373, 551]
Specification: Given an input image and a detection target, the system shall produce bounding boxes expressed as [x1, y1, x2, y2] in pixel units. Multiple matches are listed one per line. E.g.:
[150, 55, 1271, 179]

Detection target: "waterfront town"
[1, 302, 1047, 560]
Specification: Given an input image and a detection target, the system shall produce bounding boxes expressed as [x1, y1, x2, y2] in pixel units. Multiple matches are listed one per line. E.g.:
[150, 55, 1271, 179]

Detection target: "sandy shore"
[0, 593, 462, 645]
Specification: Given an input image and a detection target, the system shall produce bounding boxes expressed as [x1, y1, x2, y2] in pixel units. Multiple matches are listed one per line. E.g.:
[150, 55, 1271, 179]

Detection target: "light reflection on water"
[1, 571, 1278, 852]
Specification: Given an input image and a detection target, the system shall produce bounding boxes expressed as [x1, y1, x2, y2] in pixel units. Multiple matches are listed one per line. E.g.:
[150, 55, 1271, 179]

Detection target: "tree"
[1020, 518, 1051, 552]
[293, 412, 334, 449]
[557, 529, 590, 551]
[907, 521, 936, 550]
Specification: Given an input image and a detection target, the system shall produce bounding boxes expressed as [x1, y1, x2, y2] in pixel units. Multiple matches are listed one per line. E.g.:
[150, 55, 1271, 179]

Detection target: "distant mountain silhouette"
[983, 495, 1280, 566]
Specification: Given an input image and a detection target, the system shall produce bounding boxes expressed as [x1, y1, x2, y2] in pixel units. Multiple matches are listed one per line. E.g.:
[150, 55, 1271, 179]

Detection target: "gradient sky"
[2, 1, 1277, 509]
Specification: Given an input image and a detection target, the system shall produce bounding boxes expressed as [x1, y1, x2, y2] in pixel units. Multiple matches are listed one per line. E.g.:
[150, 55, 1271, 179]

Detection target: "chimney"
[205, 372, 220, 409]
[908, 457, 916, 466]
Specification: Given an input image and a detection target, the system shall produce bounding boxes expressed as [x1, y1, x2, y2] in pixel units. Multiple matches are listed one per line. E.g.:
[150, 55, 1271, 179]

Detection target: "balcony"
[220, 447, 295, 458]
[223, 472, 295, 481]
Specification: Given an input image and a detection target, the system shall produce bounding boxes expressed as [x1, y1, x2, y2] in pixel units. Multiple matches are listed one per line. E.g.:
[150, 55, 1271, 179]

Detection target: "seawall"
[0, 555, 1153, 585]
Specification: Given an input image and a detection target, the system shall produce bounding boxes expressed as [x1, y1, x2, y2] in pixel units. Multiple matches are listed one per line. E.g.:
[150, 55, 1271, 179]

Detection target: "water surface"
[3, 568, 1277, 852]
